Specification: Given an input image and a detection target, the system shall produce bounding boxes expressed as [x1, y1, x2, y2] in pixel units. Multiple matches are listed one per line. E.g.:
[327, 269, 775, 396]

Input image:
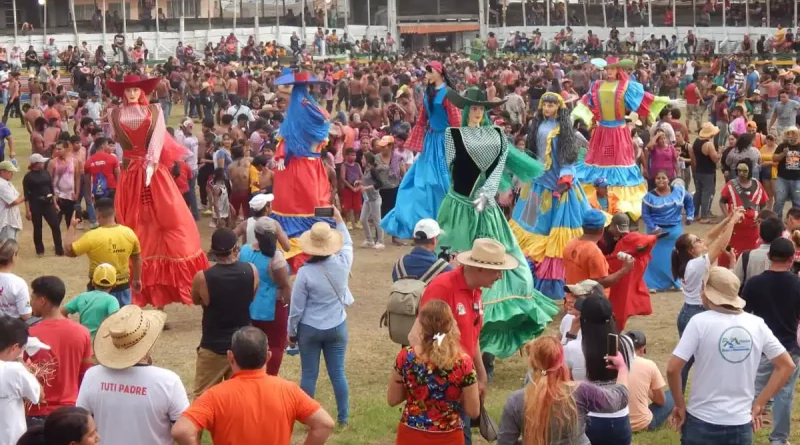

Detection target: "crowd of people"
[2, 26, 800, 445]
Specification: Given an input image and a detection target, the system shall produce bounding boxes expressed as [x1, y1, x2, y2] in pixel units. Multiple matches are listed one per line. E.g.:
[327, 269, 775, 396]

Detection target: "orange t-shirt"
[562, 238, 610, 296]
[182, 370, 321, 445]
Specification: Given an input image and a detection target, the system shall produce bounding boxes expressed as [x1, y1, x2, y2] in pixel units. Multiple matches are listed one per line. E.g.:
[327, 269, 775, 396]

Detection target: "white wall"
[0, 24, 389, 60]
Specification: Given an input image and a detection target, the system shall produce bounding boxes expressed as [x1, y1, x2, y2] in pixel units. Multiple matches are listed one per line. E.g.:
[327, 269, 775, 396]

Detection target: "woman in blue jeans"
[288, 207, 354, 426]
[670, 209, 739, 393]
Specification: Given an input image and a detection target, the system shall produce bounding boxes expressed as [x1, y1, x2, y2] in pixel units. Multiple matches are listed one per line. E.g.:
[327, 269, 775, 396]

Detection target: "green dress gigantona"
[437, 125, 558, 358]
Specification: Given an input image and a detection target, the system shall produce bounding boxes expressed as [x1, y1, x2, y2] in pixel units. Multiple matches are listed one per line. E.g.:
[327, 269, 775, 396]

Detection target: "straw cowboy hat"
[300, 222, 344, 256]
[703, 266, 745, 310]
[107, 74, 161, 98]
[699, 122, 720, 139]
[94, 306, 167, 370]
[456, 238, 519, 270]
[625, 112, 643, 126]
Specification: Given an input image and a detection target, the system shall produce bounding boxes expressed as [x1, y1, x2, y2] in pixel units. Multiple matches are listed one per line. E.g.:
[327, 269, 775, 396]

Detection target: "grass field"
[4, 110, 799, 445]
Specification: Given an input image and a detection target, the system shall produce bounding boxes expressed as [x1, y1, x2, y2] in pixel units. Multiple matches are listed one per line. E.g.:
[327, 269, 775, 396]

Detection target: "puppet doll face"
[468, 105, 485, 127]
[124, 87, 142, 104]
[541, 101, 559, 119]
[606, 67, 618, 79]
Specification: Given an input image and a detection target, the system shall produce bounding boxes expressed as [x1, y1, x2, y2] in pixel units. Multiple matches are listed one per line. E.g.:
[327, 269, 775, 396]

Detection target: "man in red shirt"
[85, 137, 120, 201]
[26, 276, 93, 425]
[414, 238, 517, 445]
[684, 74, 703, 134]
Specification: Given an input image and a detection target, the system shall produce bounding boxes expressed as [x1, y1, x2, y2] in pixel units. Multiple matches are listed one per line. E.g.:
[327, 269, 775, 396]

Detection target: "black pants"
[57, 198, 76, 229]
[2, 97, 23, 126]
[30, 201, 63, 256]
[198, 167, 212, 206]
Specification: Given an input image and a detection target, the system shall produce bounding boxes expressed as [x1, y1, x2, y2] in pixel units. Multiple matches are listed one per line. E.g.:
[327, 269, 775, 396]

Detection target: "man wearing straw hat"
[414, 238, 518, 443]
[76, 305, 189, 445]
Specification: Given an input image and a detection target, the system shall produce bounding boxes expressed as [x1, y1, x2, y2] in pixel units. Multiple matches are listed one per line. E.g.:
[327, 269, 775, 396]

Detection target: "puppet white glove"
[276, 158, 286, 171]
[145, 163, 155, 187]
[471, 192, 488, 213]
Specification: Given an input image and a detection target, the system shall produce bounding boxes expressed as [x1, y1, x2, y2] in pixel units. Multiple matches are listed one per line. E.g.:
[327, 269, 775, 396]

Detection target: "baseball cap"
[575, 294, 614, 324]
[610, 213, 630, 233]
[625, 330, 647, 348]
[563, 279, 604, 297]
[0, 161, 18, 172]
[592, 177, 608, 188]
[210, 228, 238, 254]
[29, 153, 48, 164]
[93, 263, 118, 287]
[182, 118, 194, 128]
[413, 218, 444, 240]
[253, 217, 277, 235]
[249, 193, 275, 211]
[582, 209, 607, 230]
[768, 237, 796, 261]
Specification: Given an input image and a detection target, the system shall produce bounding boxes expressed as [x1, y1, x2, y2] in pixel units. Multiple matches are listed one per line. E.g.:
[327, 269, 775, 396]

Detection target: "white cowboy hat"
[299, 222, 344, 256]
[456, 238, 519, 271]
[94, 306, 167, 370]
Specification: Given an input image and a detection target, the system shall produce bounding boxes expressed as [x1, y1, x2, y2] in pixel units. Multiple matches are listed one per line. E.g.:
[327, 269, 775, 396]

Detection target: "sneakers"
[374, 242, 385, 250]
[202, 209, 213, 216]
[347, 222, 354, 230]
[209, 221, 217, 228]
[361, 240, 375, 248]
[355, 221, 363, 229]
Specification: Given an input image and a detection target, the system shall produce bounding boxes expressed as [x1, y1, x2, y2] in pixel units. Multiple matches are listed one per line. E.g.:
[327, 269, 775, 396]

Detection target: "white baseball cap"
[249, 193, 275, 211]
[29, 153, 49, 164]
[413, 218, 444, 240]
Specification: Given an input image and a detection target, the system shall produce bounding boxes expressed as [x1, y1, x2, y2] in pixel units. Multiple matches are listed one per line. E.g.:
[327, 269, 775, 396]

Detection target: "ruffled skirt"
[644, 224, 682, 291]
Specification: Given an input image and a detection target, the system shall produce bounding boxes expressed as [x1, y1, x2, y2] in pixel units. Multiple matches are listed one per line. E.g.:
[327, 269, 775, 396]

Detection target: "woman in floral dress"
[388, 300, 480, 445]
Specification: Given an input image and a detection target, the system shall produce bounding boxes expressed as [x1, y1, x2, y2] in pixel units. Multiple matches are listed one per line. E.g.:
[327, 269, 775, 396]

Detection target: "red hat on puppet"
[107, 74, 161, 98]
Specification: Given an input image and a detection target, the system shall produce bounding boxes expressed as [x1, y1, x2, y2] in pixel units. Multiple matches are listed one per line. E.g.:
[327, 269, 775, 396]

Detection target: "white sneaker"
[209, 221, 217, 228]
[374, 242, 385, 250]
[361, 240, 375, 248]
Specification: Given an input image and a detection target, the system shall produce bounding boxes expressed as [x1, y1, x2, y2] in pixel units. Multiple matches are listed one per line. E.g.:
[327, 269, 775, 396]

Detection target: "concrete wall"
[0, 24, 388, 59]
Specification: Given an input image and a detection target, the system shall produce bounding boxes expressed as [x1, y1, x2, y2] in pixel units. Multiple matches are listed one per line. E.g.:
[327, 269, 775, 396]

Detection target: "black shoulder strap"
[742, 250, 751, 282]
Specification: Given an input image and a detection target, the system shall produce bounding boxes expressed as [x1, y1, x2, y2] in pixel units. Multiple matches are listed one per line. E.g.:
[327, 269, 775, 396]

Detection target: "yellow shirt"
[71, 225, 141, 285]
[249, 164, 261, 194]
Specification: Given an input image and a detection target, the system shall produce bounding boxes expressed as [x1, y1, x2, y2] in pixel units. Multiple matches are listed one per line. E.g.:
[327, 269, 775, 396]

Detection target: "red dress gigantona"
[111, 104, 209, 307]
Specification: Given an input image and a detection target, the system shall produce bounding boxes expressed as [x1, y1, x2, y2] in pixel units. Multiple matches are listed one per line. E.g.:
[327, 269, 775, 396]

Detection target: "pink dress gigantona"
[111, 104, 209, 307]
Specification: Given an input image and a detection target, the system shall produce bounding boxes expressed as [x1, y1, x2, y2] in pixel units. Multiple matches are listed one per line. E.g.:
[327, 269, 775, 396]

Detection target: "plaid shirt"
[405, 98, 462, 152]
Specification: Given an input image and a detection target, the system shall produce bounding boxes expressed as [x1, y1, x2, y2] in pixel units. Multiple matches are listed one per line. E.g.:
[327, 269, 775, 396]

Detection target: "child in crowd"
[339, 148, 363, 230]
[61, 263, 121, 339]
[675, 130, 692, 190]
[210, 167, 231, 228]
[360, 152, 384, 249]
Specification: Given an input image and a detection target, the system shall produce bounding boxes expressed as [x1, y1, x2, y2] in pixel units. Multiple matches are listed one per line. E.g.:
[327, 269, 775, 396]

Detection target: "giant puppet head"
[274, 69, 332, 163]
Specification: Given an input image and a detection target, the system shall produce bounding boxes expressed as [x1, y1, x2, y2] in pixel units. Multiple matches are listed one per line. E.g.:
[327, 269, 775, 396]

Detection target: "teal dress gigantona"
[436, 126, 558, 358]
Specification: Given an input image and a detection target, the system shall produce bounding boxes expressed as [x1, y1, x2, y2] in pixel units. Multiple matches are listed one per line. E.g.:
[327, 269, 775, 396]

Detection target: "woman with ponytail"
[497, 336, 629, 445]
[387, 300, 480, 445]
[670, 207, 743, 393]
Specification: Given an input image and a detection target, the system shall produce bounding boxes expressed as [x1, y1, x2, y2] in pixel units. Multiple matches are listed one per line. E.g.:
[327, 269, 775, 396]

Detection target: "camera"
[438, 246, 452, 262]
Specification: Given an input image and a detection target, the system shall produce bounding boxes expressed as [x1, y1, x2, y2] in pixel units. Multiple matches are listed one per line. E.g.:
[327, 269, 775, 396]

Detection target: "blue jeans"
[188, 171, 199, 221]
[460, 409, 472, 445]
[297, 320, 349, 425]
[677, 303, 706, 394]
[773, 177, 800, 217]
[76, 178, 97, 224]
[648, 390, 675, 430]
[753, 350, 800, 444]
[585, 415, 632, 445]
[681, 413, 752, 445]
[159, 98, 172, 118]
[110, 287, 131, 306]
[693, 172, 716, 219]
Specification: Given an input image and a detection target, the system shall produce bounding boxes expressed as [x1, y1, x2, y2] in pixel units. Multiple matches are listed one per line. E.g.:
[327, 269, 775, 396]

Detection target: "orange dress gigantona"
[111, 104, 209, 307]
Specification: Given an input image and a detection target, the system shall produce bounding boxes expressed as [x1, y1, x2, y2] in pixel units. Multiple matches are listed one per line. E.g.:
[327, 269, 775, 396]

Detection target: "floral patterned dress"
[394, 346, 477, 445]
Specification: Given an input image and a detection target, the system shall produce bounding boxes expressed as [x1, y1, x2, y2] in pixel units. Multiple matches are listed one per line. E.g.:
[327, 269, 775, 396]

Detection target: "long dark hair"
[255, 231, 277, 257]
[17, 407, 93, 445]
[526, 93, 577, 168]
[581, 318, 620, 382]
[671, 233, 696, 280]
[425, 63, 456, 112]
[735, 132, 754, 152]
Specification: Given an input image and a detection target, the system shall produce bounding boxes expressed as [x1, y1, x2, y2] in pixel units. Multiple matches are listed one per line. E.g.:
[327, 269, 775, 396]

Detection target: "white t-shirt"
[559, 314, 583, 344]
[76, 365, 190, 445]
[0, 360, 40, 445]
[673, 310, 786, 426]
[0, 178, 22, 232]
[397, 149, 415, 166]
[0, 272, 31, 318]
[564, 338, 586, 381]
[85, 101, 102, 121]
[681, 254, 709, 305]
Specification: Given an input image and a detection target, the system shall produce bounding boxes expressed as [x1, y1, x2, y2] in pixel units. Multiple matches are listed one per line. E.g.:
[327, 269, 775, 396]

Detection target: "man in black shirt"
[742, 238, 800, 444]
[773, 127, 800, 216]
[22, 153, 62, 256]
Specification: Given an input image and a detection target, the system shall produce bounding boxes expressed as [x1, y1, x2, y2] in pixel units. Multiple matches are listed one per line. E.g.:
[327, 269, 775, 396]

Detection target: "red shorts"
[340, 187, 363, 213]
[230, 189, 249, 217]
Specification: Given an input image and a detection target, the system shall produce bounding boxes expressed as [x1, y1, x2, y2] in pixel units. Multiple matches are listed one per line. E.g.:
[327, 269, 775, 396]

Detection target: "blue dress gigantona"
[381, 85, 460, 239]
[641, 184, 695, 291]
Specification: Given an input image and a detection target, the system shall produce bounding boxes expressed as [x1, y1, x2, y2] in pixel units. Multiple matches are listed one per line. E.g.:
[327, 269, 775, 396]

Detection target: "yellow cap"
[93, 263, 117, 287]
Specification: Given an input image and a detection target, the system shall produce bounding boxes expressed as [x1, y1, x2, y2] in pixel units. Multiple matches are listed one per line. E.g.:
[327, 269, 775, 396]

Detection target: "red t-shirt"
[420, 267, 482, 357]
[174, 161, 191, 194]
[85, 152, 119, 190]
[27, 319, 92, 416]
[684, 83, 700, 105]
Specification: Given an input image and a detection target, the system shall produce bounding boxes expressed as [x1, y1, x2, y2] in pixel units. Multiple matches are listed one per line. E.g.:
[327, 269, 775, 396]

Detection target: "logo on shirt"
[456, 302, 466, 316]
[718, 326, 754, 363]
